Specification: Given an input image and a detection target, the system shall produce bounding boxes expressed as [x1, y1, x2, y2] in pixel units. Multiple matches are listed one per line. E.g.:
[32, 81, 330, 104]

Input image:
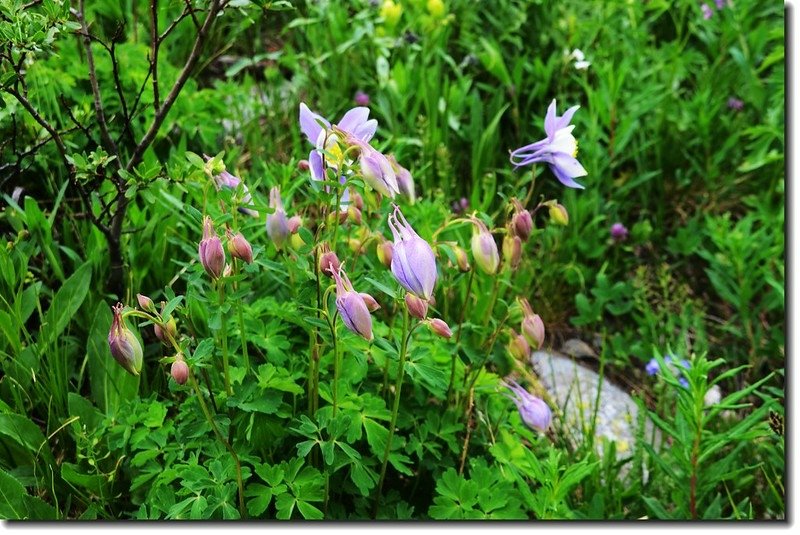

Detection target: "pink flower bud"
[360, 292, 381, 313]
[298, 159, 310, 171]
[266, 187, 290, 248]
[108, 303, 143, 376]
[511, 200, 533, 241]
[405, 293, 429, 319]
[453, 245, 470, 272]
[428, 318, 452, 339]
[137, 293, 156, 313]
[331, 266, 374, 341]
[348, 205, 363, 225]
[508, 330, 530, 361]
[199, 216, 225, 279]
[318, 244, 341, 278]
[502, 378, 551, 432]
[521, 307, 545, 350]
[387, 154, 416, 203]
[288, 215, 303, 234]
[226, 230, 253, 264]
[171, 358, 189, 385]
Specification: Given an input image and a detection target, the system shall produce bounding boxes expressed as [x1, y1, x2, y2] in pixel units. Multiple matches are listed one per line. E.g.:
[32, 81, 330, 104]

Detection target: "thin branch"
[150, 0, 160, 110]
[76, 0, 120, 164]
[185, 0, 201, 29]
[109, 27, 136, 144]
[126, 0, 222, 172]
[59, 95, 93, 138]
[159, 5, 195, 42]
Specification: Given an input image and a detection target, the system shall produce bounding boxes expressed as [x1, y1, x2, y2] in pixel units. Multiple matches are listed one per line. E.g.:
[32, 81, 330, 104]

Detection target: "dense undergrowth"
[0, 0, 784, 520]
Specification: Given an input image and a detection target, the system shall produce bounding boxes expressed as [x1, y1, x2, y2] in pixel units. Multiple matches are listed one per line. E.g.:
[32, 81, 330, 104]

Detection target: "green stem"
[447, 268, 475, 402]
[218, 282, 233, 397]
[331, 315, 341, 416]
[233, 260, 250, 376]
[482, 277, 501, 328]
[374, 306, 411, 517]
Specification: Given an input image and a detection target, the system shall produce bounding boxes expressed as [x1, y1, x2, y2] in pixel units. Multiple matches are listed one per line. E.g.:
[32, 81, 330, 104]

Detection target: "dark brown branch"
[150, 0, 160, 110]
[108, 26, 136, 144]
[185, 0, 201, 29]
[159, 5, 195, 42]
[76, 0, 120, 164]
[125, 0, 221, 173]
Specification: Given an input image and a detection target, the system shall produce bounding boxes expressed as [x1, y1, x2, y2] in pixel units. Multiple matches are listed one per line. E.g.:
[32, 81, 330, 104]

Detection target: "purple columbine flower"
[299, 102, 378, 174]
[727, 97, 744, 111]
[701, 3, 713, 19]
[502, 378, 552, 432]
[199, 216, 225, 279]
[108, 303, 143, 376]
[355, 139, 400, 198]
[205, 156, 258, 217]
[610, 222, 629, 242]
[510, 99, 588, 189]
[331, 265, 374, 341]
[387, 154, 416, 203]
[266, 187, 290, 249]
[354, 90, 370, 106]
[387, 205, 438, 300]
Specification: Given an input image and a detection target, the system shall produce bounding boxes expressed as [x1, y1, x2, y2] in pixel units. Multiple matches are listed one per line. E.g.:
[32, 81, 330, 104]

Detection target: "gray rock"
[532, 351, 660, 475]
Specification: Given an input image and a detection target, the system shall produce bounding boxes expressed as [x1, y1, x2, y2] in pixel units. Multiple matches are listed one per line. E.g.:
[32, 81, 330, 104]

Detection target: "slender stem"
[374, 306, 411, 517]
[233, 260, 250, 376]
[447, 268, 475, 402]
[218, 281, 233, 397]
[458, 388, 475, 475]
[331, 316, 341, 416]
[482, 277, 501, 327]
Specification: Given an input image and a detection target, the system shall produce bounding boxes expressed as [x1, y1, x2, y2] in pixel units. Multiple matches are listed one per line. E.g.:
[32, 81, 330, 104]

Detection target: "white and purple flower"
[502, 378, 552, 432]
[510, 99, 588, 189]
[387, 205, 438, 300]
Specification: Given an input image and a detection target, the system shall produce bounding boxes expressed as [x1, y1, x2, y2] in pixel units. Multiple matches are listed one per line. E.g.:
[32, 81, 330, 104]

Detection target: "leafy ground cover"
[0, 0, 784, 520]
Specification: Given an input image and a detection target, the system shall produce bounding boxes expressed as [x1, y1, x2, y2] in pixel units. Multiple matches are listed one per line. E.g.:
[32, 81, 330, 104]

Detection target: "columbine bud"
[503, 234, 522, 271]
[266, 187, 290, 248]
[508, 330, 530, 361]
[510, 199, 533, 241]
[354, 90, 370, 106]
[387, 154, 416, 203]
[351, 191, 364, 210]
[348, 205, 363, 225]
[318, 243, 340, 278]
[226, 230, 253, 264]
[387, 205, 438, 300]
[354, 139, 399, 198]
[298, 159, 310, 171]
[470, 218, 499, 275]
[199, 216, 225, 279]
[502, 378, 551, 432]
[288, 215, 303, 234]
[428, 318, 452, 339]
[108, 303, 143, 376]
[360, 292, 381, 313]
[548, 202, 569, 226]
[519, 298, 545, 349]
[454, 246, 470, 272]
[171, 358, 189, 385]
[332, 266, 374, 341]
[405, 293, 429, 319]
[137, 294, 156, 313]
[610, 222, 629, 242]
[377, 239, 394, 269]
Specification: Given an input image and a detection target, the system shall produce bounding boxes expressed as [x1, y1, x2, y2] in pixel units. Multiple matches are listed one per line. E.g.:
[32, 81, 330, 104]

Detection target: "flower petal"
[555, 105, 580, 130]
[543, 99, 558, 138]
[309, 150, 324, 181]
[549, 162, 585, 189]
[352, 119, 378, 141]
[552, 152, 587, 178]
[337, 107, 371, 133]
[299, 103, 330, 144]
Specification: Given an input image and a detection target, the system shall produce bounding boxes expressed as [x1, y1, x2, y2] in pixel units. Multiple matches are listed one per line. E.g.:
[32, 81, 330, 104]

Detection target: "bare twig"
[185, 0, 201, 30]
[76, 0, 120, 163]
[126, 0, 222, 172]
[150, 0, 160, 110]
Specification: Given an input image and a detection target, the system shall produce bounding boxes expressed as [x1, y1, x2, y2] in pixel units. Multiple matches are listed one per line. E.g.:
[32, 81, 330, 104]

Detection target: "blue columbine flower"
[502, 378, 552, 432]
[510, 99, 588, 189]
[646, 355, 691, 388]
[387, 205, 437, 300]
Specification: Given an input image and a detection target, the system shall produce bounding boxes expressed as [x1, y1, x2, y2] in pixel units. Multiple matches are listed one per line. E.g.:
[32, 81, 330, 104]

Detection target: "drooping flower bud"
[354, 90, 370, 107]
[405, 293, 429, 319]
[428, 318, 452, 339]
[503, 234, 522, 271]
[318, 243, 341, 278]
[288, 215, 303, 234]
[204, 155, 258, 217]
[266, 187, 290, 249]
[470, 218, 499, 275]
[171, 357, 189, 385]
[348, 205, 363, 225]
[507, 330, 530, 361]
[351, 190, 364, 210]
[199, 216, 225, 279]
[387, 205, 438, 300]
[453, 245, 470, 272]
[137, 293, 156, 313]
[610, 222, 629, 242]
[519, 298, 545, 349]
[108, 303, 143, 376]
[387, 154, 416, 203]
[298, 159, 310, 171]
[377, 239, 394, 269]
[226, 230, 254, 264]
[502, 378, 551, 432]
[360, 148, 400, 198]
[331, 266, 374, 341]
[510, 199, 533, 241]
[548, 202, 569, 226]
[360, 292, 381, 313]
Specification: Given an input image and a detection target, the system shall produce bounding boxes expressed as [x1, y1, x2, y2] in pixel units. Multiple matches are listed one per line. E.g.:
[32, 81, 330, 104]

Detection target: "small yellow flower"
[380, 0, 403, 27]
[427, 0, 446, 18]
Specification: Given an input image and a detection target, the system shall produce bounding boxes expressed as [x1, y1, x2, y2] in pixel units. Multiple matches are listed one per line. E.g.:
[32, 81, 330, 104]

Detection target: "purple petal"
[543, 99, 557, 138]
[309, 150, 324, 181]
[551, 152, 587, 178]
[555, 105, 580, 131]
[549, 163, 585, 189]
[337, 107, 371, 133]
[352, 119, 378, 141]
[299, 103, 330, 144]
